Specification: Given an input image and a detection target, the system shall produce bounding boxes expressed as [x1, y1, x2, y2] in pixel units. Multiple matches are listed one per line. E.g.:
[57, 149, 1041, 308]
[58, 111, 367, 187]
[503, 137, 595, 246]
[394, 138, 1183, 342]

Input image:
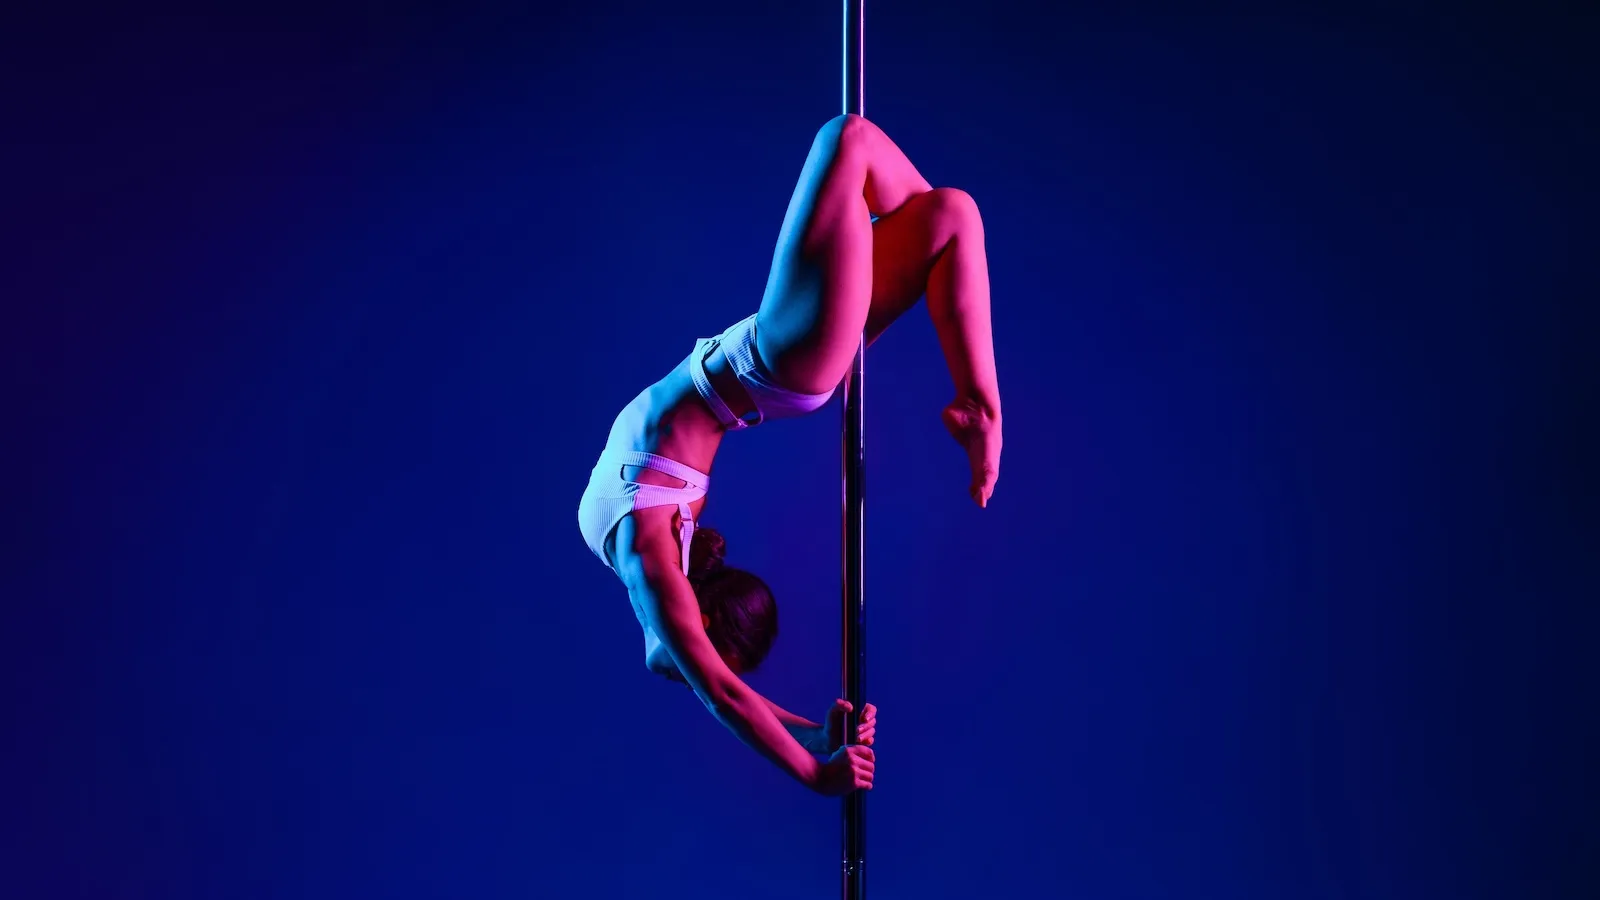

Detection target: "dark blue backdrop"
[6, 2, 1594, 898]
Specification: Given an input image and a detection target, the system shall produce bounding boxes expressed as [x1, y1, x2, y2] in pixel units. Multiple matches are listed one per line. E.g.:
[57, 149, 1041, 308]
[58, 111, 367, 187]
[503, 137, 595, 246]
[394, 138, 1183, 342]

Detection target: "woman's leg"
[866, 188, 1003, 508]
[758, 115, 1001, 506]
[756, 115, 931, 393]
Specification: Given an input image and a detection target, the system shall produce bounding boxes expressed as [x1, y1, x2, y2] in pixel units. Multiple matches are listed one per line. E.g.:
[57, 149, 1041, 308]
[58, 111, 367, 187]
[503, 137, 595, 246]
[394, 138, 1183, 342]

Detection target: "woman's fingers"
[847, 744, 874, 788]
[834, 700, 878, 750]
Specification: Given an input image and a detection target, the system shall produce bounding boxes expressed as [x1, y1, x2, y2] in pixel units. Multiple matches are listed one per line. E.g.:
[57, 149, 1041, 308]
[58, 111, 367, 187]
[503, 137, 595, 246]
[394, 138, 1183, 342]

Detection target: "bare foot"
[941, 398, 1002, 508]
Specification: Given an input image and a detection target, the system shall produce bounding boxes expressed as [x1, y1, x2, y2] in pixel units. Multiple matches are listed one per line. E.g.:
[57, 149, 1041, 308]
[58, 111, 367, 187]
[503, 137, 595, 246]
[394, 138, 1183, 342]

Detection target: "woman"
[577, 115, 1002, 796]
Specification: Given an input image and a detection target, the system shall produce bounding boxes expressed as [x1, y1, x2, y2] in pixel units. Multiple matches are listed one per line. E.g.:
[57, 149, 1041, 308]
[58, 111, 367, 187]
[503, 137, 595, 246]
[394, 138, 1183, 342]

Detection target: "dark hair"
[687, 527, 777, 672]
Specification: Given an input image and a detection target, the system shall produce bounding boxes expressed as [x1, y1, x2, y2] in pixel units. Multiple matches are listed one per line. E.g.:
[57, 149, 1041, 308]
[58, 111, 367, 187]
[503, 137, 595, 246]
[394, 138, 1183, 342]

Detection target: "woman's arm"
[763, 698, 825, 753]
[616, 514, 822, 789]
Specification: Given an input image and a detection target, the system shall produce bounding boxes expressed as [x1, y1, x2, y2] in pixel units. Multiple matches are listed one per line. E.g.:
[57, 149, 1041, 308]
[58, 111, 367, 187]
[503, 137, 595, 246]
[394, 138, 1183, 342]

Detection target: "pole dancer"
[574, 51, 1003, 805]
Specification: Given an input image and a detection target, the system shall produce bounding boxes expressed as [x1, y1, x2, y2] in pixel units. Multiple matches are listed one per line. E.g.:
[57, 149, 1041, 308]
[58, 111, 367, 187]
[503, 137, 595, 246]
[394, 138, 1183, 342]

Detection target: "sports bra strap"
[607, 450, 709, 490]
[689, 337, 750, 431]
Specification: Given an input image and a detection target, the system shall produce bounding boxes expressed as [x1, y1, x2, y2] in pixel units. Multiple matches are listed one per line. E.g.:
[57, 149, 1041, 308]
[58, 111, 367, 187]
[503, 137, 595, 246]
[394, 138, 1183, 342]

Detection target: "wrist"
[800, 753, 824, 789]
[808, 724, 833, 755]
[785, 721, 824, 754]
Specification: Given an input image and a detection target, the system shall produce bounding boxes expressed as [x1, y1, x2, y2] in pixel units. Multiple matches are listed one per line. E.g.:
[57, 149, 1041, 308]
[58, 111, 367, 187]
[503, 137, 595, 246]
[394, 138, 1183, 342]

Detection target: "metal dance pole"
[841, 3, 866, 900]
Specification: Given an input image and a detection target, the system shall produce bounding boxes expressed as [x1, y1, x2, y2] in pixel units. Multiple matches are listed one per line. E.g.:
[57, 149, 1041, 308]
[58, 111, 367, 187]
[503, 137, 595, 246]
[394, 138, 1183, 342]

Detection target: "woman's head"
[686, 526, 778, 673]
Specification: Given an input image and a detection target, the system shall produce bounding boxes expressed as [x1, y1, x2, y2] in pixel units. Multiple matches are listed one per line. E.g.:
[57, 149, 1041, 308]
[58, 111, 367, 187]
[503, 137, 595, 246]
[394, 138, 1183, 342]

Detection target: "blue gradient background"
[5, 2, 1594, 898]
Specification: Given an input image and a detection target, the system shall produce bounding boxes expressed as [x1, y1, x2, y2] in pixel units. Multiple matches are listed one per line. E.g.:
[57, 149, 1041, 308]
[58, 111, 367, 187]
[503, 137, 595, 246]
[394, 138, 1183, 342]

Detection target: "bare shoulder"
[611, 506, 682, 588]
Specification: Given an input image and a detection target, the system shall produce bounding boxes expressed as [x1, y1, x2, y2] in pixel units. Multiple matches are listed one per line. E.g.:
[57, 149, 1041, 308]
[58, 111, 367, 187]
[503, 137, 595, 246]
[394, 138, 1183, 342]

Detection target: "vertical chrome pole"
[841, 3, 866, 900]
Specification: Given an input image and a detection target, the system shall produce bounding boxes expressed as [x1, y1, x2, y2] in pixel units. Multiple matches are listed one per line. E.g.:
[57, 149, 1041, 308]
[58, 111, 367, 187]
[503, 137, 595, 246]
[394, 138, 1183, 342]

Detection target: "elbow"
[700, 694, 733, 720]
[698, 678, 750, 718]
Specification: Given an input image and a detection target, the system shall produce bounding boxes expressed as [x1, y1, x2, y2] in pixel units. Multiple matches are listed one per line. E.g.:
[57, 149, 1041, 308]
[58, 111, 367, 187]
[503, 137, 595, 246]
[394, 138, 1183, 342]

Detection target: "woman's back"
[603, 356, 725, 478]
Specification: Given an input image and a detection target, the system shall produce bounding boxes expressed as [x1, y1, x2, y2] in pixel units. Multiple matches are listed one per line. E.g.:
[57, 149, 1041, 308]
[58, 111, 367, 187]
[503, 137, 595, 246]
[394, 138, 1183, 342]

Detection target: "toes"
[970, 474, 997, 507]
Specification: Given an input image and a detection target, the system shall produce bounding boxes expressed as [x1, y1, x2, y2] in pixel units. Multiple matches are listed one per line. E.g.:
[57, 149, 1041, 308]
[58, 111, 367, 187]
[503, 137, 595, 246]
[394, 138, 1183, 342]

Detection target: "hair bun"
[688, 526, 727, 580]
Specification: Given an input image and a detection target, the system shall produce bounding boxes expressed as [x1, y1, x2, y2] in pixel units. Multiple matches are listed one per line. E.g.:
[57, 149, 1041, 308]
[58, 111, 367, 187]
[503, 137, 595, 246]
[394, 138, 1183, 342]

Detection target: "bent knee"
[816, 113, 876, 156]
[928, 186, 982, 229]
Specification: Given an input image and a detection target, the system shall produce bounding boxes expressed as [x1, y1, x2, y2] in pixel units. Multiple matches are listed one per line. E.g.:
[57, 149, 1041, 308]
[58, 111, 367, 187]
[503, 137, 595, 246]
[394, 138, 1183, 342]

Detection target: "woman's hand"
[823, 699, 877, 752]
[812, 744, 875, 796]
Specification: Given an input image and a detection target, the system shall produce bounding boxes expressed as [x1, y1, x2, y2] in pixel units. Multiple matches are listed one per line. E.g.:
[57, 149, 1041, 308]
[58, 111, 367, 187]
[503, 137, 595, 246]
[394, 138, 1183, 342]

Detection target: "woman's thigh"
[753, 117, 876, 393]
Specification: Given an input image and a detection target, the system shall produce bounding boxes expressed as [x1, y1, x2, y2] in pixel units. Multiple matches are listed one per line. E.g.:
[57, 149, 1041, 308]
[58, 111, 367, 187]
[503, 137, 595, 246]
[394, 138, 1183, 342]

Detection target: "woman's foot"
[941, 398, 1002, 508]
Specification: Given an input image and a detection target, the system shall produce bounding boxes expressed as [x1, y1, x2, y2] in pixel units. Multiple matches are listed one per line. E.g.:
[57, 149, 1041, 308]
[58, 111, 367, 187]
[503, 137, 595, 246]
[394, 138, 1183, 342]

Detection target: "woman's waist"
[600, 375, 722, 469]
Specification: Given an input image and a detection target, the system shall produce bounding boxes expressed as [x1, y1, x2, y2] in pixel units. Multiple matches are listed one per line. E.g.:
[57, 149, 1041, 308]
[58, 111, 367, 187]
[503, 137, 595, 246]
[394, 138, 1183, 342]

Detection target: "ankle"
[950, 395, 1002, 424]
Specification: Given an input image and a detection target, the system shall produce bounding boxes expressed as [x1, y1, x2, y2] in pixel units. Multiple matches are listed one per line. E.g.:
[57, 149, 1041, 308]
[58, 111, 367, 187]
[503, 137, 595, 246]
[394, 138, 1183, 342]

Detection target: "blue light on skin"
[644, 617, 741, 686]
